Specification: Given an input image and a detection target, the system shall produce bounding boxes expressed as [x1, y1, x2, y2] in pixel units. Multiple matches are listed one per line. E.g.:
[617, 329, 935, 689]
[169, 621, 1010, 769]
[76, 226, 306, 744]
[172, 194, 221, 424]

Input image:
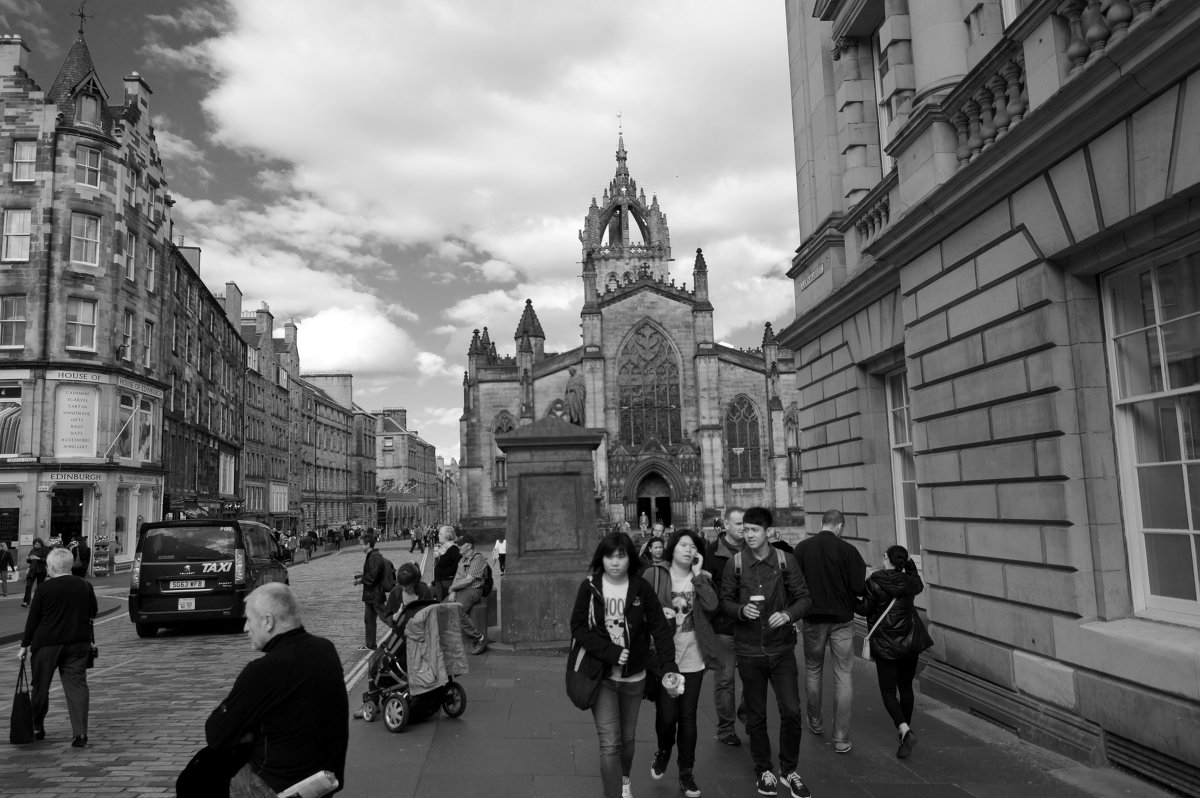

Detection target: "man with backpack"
[354, 533, 394, 651]
[445, 534, 490, 655]
[719, 507, 813, 798]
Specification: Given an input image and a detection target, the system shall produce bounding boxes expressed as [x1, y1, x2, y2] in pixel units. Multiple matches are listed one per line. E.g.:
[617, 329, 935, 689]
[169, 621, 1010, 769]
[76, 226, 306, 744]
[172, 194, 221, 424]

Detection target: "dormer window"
[76, 94, 100, 127]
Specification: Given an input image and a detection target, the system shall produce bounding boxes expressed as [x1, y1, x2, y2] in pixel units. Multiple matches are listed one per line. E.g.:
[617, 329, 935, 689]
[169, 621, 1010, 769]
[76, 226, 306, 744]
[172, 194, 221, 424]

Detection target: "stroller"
[360, 600, 469, 732]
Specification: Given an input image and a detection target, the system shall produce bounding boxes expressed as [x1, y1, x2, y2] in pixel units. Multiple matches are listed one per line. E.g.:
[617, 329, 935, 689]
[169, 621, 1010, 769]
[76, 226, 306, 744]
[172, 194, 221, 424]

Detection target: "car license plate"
[170, 580, 205, 590]
[178, 598, 196, 610]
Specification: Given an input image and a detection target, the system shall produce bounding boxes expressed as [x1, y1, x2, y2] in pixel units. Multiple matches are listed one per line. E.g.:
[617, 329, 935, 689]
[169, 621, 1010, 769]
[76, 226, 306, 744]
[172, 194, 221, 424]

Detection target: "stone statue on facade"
[565, 366, 586, 426]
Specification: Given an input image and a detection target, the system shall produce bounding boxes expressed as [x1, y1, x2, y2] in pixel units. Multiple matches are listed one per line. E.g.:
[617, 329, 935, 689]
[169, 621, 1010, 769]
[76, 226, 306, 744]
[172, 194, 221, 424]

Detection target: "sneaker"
[806, 717, 823, 735]
[651, 749, 670, 779]
[20, 602, 28, 608]
[834, 741, 852, 754]
[470, 638, 489, 655]
[356, 644, 374, 651]
[622, 775, 633, 798]
[897, 729, 916, 759]
[756, 770, 779, 797]
[783, 771, 811, 798]
[70, 734, 88, 748]
[716, 732, 741, 746]
[679, 770, 702, 797]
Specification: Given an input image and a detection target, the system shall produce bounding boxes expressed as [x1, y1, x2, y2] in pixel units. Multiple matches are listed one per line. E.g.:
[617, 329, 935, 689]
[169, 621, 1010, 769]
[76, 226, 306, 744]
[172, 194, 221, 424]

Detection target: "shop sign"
[116, 376, 164, 400]
[121, 473, 161, 486]
[0, 507, 17, 543]
[42, 472, 104, 482]
[800, 260, 826, 291]
[47, 370, 103, 383]
[0, 456, 38, 464]
[54, 384, 98, 457]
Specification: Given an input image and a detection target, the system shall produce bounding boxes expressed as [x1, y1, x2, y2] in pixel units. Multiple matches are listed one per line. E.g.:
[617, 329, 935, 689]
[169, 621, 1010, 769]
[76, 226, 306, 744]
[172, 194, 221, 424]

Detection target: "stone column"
[909, 0, 969, 107]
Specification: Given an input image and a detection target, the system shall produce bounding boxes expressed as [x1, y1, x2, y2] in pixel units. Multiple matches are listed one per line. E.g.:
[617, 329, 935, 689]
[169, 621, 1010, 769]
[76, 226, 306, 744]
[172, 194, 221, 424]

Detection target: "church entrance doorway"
[635, 472, 671, 528]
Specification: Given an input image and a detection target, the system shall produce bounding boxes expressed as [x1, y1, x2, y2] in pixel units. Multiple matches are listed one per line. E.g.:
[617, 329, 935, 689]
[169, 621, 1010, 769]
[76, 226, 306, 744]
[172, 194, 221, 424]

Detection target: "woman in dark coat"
[571, 532, 681, 798]
[21, 537, 47, 607]
[856, 545, 933, 759]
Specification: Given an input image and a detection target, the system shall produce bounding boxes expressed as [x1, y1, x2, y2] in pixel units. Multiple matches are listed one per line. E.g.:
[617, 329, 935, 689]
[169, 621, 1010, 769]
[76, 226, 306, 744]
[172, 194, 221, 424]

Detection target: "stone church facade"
[459, 139, 801, 534]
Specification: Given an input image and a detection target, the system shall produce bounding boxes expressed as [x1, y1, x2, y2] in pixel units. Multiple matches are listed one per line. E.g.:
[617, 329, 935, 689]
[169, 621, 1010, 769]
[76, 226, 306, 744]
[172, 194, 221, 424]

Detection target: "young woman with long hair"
[856, 545, 933, 759]
[644, 530, 719, 797]
[571, 532, 681, 798]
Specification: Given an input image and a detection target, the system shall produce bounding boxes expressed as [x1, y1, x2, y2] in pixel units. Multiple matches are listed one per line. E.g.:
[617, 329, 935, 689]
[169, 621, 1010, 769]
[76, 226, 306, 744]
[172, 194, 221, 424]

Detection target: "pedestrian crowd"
[572, 505, 933, 798]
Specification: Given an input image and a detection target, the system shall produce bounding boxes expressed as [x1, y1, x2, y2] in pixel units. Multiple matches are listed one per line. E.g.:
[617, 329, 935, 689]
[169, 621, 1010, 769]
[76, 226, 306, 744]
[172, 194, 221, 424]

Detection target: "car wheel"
[441, 682, 467, 718]
[361, 701, 378, 723]
[383, 694, 410, 733]
[135, 623, 158, 638]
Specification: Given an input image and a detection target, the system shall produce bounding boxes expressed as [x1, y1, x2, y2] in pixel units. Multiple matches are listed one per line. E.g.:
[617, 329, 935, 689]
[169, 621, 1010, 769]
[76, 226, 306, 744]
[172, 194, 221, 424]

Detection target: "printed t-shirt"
[602, 579, 644, 682]
[670, 573, 705, 673]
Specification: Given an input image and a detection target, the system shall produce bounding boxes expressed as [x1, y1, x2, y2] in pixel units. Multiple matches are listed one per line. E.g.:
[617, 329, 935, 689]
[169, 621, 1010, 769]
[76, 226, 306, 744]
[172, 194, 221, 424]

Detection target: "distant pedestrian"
[354, 533, 391, 651]
[76, 536, 92, 577]
[445, 534, 489, 654]
[793, 509, 865, 754]
[432, 526, 460, 601]
[703, 506, 745, 747]
[492, 538, 506, 574]
[719, 507, 812, 798]
[21, 537, 47, 607]
[410, 528, 423, 554]
[0, 542, 16, 597]
[202, 583, 348, 795]
[768, 528, 793, 555]
[646, 530, 718, 798]
[638, 536, 664, 572]
[857, 545, 933, 759]
[572, 532, 680, 798]
[17, 547, 97, 747]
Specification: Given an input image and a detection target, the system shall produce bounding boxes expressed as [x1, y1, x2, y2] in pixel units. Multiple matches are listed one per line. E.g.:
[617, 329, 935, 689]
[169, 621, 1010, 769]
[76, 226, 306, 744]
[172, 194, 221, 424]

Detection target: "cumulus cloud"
[415, 352, 464, 384]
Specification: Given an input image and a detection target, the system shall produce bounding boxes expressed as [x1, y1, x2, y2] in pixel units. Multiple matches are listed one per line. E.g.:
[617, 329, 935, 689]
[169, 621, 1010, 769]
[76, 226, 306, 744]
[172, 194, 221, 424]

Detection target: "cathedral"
[459, 138, 801, 533]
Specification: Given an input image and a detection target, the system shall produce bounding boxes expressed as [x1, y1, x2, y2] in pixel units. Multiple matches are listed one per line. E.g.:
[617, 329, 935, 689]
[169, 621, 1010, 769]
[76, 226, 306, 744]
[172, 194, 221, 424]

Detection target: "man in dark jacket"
[432, 525, 461, 601]
[206, 583, 348, 795]
[354, 533, 390, 651]
[704, 505, 746, 746]
[793, 508, 866, 754]
[719, 507, 812, 798]
[18, 547, 98, 746]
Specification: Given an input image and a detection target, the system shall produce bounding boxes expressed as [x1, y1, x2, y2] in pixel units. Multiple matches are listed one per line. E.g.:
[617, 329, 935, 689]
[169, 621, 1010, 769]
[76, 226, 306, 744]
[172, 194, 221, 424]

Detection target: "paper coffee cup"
[749, 594, 765, 609]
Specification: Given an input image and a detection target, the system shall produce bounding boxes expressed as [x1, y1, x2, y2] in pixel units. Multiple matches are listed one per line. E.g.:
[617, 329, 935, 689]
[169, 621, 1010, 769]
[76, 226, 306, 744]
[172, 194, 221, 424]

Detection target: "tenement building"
[459, 138, 800, 534]
[376, 407, 438, 529]
[238, 302, 295, 531]
[783, 0, 1200, 790]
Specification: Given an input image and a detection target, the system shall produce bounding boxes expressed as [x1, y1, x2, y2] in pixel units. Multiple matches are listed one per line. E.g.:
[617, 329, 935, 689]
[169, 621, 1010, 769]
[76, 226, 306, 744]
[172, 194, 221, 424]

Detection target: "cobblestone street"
[0, 543, 422, 798]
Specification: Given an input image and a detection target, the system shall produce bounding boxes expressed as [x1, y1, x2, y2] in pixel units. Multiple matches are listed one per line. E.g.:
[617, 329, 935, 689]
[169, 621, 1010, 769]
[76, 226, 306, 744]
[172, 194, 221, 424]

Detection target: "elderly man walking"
[794, 509, 866, 754]
[18, 547, 98, 747]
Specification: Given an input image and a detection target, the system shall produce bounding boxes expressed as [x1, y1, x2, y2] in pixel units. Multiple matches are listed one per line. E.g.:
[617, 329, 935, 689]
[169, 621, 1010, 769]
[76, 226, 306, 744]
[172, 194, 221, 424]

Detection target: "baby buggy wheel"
[383, 694, 410, 733]
[361, 700, 378, 723]
[441, 682, 467, 718]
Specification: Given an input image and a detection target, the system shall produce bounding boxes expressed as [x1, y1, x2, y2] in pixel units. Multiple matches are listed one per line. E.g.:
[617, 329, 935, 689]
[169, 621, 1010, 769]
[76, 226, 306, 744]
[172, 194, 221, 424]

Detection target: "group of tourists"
[572, 506, 933, 798]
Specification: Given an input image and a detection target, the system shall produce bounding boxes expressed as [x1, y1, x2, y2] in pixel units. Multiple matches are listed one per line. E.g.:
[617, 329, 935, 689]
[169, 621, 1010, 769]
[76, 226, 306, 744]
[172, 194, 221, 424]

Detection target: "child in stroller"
[360, 563, 468, 732]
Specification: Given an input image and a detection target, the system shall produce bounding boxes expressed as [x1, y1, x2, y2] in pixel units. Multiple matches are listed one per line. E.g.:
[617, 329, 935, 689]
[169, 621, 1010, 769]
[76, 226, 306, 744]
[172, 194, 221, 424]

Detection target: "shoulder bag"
[565, 581, 606, 710]
[9, 655, 34, 745]
[860, 597, 897, 661]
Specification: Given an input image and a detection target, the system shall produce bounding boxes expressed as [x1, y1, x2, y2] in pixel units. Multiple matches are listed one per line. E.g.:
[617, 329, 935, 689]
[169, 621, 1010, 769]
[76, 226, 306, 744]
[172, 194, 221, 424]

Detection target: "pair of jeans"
[591, 678, 645, 798]
[710, 633, 738, 736]
[30, 641, 90, 737]
[801, 620, 855, 744]
[874, 655, 920, 727]
[654, 670, 705, 773]
[363, 599, 390, 648]
[737, 651, 803, 776]
[450, 587, 485, 645]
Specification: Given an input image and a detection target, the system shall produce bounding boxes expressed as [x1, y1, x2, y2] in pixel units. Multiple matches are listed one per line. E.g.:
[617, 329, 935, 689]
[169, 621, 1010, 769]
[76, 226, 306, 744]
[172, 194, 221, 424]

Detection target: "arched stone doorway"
[635, 472, 672, 528]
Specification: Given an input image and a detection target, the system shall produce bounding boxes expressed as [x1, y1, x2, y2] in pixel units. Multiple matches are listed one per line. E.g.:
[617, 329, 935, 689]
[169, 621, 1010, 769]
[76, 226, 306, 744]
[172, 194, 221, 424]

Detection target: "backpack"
[480, 557, 494, 597]
[379, 555, 396, 593]
[732, 548, 788, 577]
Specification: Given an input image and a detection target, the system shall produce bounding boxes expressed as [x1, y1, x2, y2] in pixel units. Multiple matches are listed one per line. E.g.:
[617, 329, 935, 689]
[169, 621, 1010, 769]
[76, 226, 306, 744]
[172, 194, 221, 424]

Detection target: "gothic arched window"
[618, 324, 682, 446]
[725, 395, 762, 480]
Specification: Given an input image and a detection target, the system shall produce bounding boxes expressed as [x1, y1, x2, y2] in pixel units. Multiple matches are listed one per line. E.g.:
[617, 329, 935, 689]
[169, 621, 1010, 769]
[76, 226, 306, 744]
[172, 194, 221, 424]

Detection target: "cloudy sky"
[4, 0, 799, 461]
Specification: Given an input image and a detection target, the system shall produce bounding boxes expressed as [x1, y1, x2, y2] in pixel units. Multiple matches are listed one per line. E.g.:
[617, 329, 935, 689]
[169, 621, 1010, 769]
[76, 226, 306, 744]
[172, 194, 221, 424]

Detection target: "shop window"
[725, 395, 763, 480]
[1105, 254, 1200, 621]
[886, 370, 920, 558]
[0, 384, 20, 455]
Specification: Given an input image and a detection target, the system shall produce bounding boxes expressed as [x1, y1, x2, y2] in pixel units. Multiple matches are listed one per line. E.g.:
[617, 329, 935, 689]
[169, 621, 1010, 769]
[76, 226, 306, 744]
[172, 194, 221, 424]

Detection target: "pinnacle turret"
[514, 298, 545, 340]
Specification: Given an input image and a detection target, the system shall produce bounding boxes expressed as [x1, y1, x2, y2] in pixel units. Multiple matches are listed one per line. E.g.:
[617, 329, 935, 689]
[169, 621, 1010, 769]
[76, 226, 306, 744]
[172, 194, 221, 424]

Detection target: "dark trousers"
[738, 650, 803, 776]
[30, 641, 90, 737]
[654, 670, 705, 772]
[363, 599, 391, 648]
[22, 573, 44, 604]
[432, 579, 452, 602]
[875, 655, 920, 727]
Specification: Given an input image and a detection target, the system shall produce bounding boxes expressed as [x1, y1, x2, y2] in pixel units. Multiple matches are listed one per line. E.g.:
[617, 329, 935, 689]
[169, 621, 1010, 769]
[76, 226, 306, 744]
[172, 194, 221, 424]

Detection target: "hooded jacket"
[645, 562, 721, 671]
[704, 532, 745, 636]
[856, 566, 933, 661]
[570, 572, 678, 679]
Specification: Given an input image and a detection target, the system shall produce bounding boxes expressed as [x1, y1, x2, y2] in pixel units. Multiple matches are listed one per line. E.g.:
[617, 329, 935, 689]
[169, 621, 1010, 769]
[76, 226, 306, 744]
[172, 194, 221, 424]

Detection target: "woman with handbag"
[644, 530, 719, 798]
[856, 545, 933, 759]
[570, 532, 681, 798]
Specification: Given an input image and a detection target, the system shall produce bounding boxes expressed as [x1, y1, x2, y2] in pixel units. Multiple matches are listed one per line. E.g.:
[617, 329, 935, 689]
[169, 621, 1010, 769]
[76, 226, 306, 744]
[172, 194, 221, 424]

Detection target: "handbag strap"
[865, 598, 897, 642]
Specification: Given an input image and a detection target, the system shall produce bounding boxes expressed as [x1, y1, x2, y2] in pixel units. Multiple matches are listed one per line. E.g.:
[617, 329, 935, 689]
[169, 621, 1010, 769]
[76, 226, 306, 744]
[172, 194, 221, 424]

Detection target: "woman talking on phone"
[571, 532, 681, 798]
[644, 530, 719, 797]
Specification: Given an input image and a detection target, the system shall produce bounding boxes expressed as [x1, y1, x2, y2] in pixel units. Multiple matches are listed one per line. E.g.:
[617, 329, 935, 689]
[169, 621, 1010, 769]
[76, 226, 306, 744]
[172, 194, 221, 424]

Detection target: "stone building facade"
[238, 303, 295, 531]
[783, 0, 1200, 791]
[301, 373, 357, 528]
[460, 139, 800, 535]
[376, 407, 438, 529]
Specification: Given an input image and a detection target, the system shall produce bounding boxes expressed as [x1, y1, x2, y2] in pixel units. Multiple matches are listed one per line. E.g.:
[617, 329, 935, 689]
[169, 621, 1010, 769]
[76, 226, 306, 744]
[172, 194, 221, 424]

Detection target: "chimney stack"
[0, 35, 30, 74]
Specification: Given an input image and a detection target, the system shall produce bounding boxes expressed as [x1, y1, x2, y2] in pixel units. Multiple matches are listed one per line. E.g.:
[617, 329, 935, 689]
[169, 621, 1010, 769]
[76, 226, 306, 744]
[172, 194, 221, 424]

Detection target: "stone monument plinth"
[494, 416, 604, 645]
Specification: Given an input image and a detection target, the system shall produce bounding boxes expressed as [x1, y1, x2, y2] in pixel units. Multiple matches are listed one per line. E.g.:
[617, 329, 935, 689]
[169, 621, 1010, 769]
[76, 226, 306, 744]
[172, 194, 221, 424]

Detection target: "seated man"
[205, 583, 349, 796]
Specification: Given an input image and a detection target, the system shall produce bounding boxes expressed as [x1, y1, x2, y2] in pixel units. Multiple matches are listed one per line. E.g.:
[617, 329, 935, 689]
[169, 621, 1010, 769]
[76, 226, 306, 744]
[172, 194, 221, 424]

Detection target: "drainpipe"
[40, 127, 59, 358]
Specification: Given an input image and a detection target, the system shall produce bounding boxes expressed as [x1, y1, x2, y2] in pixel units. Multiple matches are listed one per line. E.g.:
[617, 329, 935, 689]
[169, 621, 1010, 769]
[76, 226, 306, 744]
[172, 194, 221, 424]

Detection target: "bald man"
[204, 584, 348, 796]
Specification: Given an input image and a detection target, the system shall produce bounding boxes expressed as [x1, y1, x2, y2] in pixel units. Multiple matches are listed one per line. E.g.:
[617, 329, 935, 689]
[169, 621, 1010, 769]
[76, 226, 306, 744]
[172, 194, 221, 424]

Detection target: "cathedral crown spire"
[616, 134, 629, 181]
